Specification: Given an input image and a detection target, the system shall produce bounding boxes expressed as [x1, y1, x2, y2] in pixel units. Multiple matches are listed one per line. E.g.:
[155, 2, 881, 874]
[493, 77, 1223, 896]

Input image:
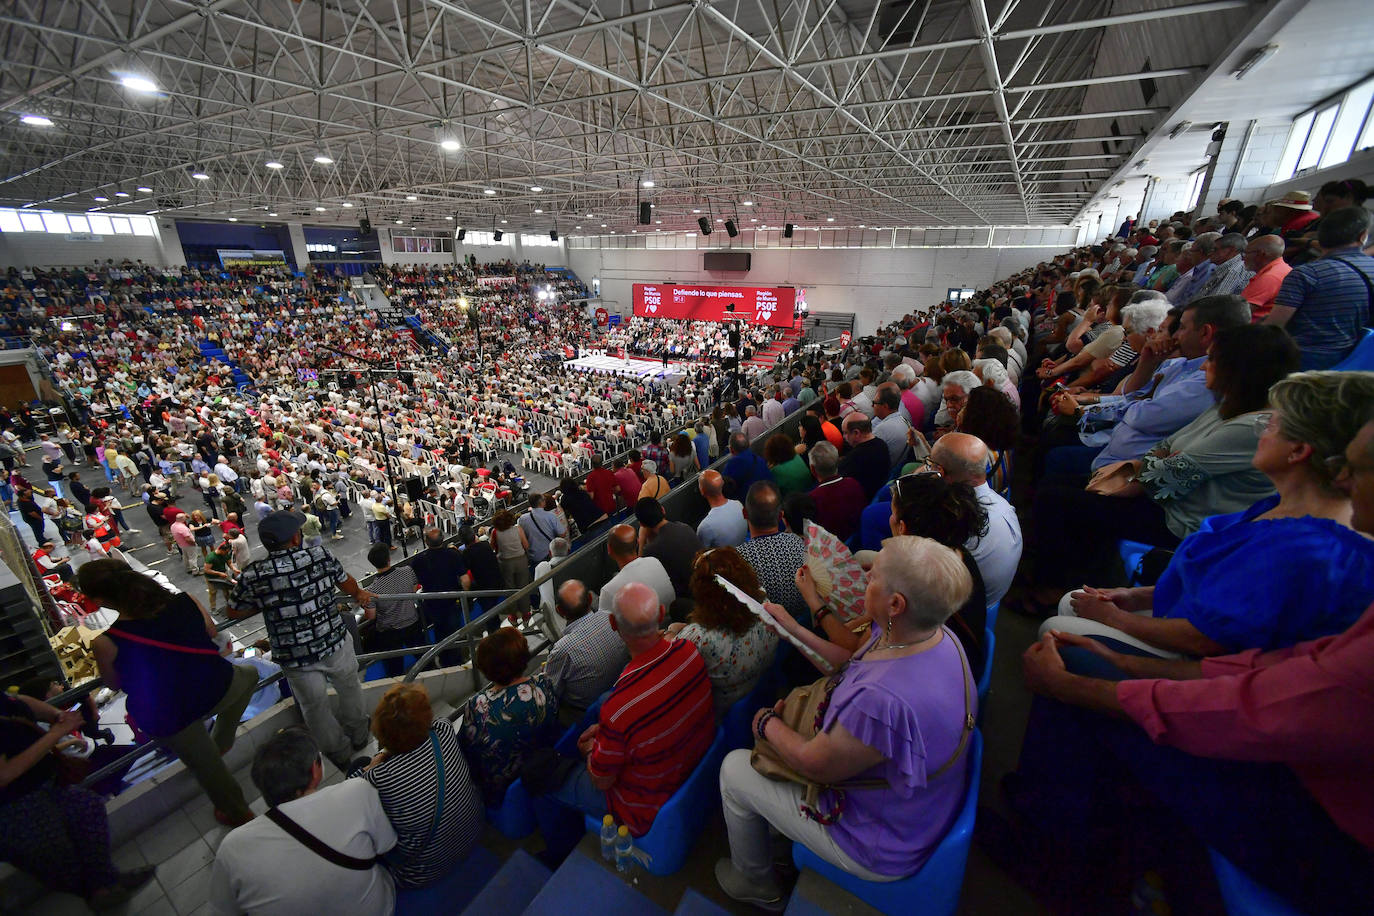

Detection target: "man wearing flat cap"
[227, 510, 377, 769]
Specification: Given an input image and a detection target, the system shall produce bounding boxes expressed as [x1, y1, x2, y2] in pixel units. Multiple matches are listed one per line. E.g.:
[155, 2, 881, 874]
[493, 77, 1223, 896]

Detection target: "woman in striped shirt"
[359, 683, 483, 888]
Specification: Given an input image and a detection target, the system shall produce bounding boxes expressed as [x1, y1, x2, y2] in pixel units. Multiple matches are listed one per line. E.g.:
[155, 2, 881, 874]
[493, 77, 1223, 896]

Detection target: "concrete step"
[460, 849, 551, 916]
[524, 848, 667, 916]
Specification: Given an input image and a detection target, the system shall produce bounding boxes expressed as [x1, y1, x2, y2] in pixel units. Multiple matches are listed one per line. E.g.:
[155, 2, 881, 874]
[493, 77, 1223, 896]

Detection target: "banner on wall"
[218, 248, 288, 269]
[631, 284, 796, 327]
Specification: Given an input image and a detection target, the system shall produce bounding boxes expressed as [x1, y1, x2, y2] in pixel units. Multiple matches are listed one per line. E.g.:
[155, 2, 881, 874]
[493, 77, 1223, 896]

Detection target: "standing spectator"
[171, 512, 203, 575]
[722, 431, 772, 499]
[210, 727, 397, 915]
[81, 559, 259, 825]
[668, 433, 700, 481]
[410, 528, 469, 667]
[597, 524, 675, 613]
[519, 492, 567, 565]
[204, 540, 239, 620]
[764, 433, 813, 497]
[637, 459, 671, 500]
[583, 455, 620, 517]
[838, 414, 891, 501]
[365, 544, 424, 679]
[807, 442, 867, 542]
[227, 511, 377, 770]
[611, 458, 643, 512]
[490, 510, 532, 620]
[635, 496, 703, 601]
[558, 476, 607, 537]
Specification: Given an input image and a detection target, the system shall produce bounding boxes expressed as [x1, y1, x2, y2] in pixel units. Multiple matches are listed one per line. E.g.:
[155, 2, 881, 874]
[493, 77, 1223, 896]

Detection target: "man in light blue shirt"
[1165, 233, 1220, 306]
[1080, 294, 1253, 471]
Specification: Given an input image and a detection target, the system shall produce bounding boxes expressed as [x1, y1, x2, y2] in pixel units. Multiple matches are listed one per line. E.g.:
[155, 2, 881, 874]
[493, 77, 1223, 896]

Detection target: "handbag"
[750, 631, 975, 825]
[1085, 459, 1140, 496]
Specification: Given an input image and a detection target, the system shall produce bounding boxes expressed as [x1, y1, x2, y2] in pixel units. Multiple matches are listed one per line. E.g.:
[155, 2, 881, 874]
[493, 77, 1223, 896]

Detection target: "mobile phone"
[1052, 382, 1068, 393]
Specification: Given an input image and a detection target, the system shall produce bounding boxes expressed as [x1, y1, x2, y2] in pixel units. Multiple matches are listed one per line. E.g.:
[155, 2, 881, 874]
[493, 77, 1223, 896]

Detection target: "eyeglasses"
[1251, 412, 1276, 436]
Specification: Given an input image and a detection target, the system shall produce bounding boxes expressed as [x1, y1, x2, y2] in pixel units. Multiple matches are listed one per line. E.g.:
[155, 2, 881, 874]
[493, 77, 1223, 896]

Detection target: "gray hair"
[550, 536, 570, 558]
[878, 536, 973, 632]
[890, 363, 917, 387]
[974, 358, 1008, 390]
[1270, 371, 1374, 489]
[1122, 300, 1171, 335]
[942, 370, 980, 395]
[1127, 289, 1169, 305]
[1217, 232, 1247, 253]
[640, 459, 657, 475]
[1192, 231, 1221, 255]
[251, 726, 319, 807]
[808, 441, 840, 477]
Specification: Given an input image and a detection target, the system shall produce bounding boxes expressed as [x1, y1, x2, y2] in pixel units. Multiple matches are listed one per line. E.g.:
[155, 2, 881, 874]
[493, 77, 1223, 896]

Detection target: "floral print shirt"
[458, 671, 559, 806]
[675, 619, 778, 713]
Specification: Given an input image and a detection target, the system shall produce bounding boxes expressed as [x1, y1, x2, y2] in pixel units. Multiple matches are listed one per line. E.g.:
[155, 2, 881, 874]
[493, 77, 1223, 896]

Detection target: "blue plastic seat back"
[792, 730, 983, 916]
[1331, 327, 1374, 371]
[1208, 848, 1309, 916]
[485, 778, 537, 839]
[1119, 540, 1154, 586]
[976, 629, 995, 712]
[582, 726, 729, 876]
[723, 666, 782, 751]
[554, 694, 607, 757]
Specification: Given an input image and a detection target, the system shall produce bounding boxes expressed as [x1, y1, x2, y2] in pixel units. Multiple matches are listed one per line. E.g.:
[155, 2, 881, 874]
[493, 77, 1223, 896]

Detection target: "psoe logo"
[756, 302, 774, 321]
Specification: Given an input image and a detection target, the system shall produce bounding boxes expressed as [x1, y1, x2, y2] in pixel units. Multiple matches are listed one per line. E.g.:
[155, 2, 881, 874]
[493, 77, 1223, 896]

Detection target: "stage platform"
[564, 351, 691, 384]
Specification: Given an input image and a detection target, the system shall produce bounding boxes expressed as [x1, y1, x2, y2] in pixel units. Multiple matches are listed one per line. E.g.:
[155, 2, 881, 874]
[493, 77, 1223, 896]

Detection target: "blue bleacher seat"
[722, 667, 782, 751]
[985, 599, 1000, 633]
[1119, 539, 1154, 586]
[394, 844, 502, 915]
[976, 628, 995, 716]
[1331, 327, 1374, 371]
[580, 727, 730, 876]
[486, 778, 537, 839]
[1208, 848, 1308, 916]
[791, 730, 983, 916]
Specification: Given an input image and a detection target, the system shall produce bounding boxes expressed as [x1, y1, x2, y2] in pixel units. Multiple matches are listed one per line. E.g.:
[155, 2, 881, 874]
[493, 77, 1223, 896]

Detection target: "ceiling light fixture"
[227, 217, 238, 222]
[315, 206, 326, 211]
[137, 186, 152, 193]
[20, 115, 53, 127]
[114, 191, 129, 198]
[405, 195, 418, 201]
[500, 219, 507, 224]
[642, 180, 655, 188]
[341, 202, 353, 208]
[742, 200, 754, 206]
[484, 188, 496, 195]
[120, 75, 159, 94]
[313, 155, 334, 165]
[93, 196, 109, 202]
[445, 215, 453, 220]
[826, 217, 835, 222]
[268, 212, 278, 217]
[395, 219, 404, 224]
[191, 172, 210, 180]
[692, 209, 701, 214]
[534, 208, 544, 214]
[1232, 44, 1278, 81]
[529, 185, 543, 192]
[440, 139, 461, 151]
[265, 160, 284, 169]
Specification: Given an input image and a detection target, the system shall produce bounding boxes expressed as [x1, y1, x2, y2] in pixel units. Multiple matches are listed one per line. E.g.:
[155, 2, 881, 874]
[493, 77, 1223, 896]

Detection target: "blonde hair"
[1270, 371, 1374, 487]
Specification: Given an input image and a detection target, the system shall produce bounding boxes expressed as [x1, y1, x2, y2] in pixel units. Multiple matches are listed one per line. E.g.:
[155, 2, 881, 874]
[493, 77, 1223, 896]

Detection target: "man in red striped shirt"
[558, 582, 716, 836]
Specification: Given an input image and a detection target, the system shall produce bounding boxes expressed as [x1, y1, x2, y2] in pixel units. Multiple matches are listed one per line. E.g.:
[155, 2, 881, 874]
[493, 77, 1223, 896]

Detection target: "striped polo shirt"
[588, 637, 715, 836]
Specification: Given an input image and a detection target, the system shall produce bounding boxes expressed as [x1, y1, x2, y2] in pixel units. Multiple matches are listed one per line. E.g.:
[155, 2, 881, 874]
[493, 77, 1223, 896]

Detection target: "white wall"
[0, 222, 185, 269]
[568, 244, 1071, 335]
[379, 231, 568, 267]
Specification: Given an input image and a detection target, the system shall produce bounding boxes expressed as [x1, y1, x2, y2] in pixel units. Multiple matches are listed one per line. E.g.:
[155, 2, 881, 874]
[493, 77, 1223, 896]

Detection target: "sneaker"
[714, 858, 785, 913]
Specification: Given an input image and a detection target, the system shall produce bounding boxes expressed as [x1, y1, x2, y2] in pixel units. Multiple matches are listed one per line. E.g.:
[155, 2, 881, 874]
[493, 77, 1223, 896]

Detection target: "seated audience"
[929, 433, 1022, 610]
[722, 431, 772, 498]
[597, 523, 675, 613]
[458, 627, 559, 806]
[635, 496, 702, 599]
[210, 727, 398, 916]
[545, 579, 629, 724]
[715, 536, 977, 908]
[667, 546, 779, 713]
[735, 480, 809, 621]
[696, 469, 748, 547]
[359, 683, 483, 888]
[1039, 371, 1374, 657]
[553, 583, 715, 836]
[806, 441, 866, 542]
[764, 432, 813, 496]
[837, 414, 890, 500]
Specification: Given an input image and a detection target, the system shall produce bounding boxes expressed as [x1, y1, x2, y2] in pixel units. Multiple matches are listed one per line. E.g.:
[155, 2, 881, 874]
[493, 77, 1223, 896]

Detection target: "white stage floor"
[564, 352, 690, 383]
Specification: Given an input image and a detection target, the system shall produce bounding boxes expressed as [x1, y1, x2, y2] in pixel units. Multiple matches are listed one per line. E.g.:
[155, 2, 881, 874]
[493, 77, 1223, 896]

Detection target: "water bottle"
[614, 825, 634, 873]
[599, 815, 617, 861]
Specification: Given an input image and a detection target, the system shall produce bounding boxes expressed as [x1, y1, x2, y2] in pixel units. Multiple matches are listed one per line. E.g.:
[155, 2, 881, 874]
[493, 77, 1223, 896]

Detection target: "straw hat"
[1266, 190, 1314, 211]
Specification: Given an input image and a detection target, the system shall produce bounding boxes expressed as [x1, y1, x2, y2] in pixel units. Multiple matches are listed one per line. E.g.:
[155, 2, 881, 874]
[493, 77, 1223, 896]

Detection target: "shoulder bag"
[750, 632, 975, 824]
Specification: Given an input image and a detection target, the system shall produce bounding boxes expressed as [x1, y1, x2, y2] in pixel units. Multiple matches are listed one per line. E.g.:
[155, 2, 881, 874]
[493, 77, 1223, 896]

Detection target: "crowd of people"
[3, 186, 1373, 915]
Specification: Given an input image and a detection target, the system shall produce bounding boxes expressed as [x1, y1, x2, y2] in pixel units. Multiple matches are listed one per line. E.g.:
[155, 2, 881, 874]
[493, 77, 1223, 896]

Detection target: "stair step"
[460, 849, 551, 916]
[523, 848, 667, 916]
[673, 889, 733, 916]
[394, 845, 502, 915]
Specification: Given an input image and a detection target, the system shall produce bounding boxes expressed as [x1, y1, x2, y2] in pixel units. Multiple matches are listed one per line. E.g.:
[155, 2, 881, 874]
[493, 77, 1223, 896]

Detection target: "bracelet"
[755, 710, 778, 742]
[813, 604, 833, 625]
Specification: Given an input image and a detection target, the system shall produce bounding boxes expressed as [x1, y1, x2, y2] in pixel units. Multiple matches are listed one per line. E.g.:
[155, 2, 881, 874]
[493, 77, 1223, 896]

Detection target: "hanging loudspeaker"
[457, 228, 466, 242]
[698, 217, 712, 235]
[784, 223, 794, 238]
[493, 229, 503, 241]
[724, 219, 738, 237]
[639, 201, 652, 224]
[550, 229, 558, 241]
[359, 217, 372, 234]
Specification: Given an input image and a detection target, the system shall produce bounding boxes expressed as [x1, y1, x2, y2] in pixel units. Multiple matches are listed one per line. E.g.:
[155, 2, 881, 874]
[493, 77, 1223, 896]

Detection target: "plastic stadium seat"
[581, 727, 730, 876]
[1208, 848, 1308, 916]
[1119, 540, 1154, 585]
[1331, 327, 1374, 371]
[722, 667, 782, 751]
[791, 731, 983, 916]
[976, 628, 995, 715]
[985, 600, 1000, 633]
[486, 778, 537, 839]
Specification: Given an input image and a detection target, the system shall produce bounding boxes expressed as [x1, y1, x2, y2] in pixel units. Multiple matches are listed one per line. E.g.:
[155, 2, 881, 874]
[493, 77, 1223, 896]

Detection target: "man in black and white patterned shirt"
[228, 510, 377, 768]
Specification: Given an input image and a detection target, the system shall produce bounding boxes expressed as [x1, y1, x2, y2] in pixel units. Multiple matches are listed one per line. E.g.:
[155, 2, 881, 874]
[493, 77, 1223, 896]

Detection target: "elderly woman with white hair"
[973, 358, 1019, 410]
[934, 369, 981, 431]
[714, 536, 978, 908]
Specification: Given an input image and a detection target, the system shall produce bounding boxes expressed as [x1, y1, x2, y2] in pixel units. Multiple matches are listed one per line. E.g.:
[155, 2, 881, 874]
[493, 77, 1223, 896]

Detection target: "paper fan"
[802, 521, 867, 623]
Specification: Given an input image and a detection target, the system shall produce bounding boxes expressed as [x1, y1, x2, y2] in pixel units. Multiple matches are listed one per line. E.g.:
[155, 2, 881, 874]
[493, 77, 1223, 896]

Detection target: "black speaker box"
[724, 219, 738, 237]
[698, 217, 712, 235]
[550, 229, 558, 241]
[359, 217, 372, 234]
[784, 223, 794, 238]
[493, 229, 503, 241]
[639, 202, 652, 224]
[457, 228, 466, 242]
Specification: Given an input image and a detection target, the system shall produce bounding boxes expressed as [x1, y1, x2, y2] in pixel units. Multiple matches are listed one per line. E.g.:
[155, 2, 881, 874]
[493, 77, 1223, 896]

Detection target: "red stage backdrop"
[632, 284, 796, 327]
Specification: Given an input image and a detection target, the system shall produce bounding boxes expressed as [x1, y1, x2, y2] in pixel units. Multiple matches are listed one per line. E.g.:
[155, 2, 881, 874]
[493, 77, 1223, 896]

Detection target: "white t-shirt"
[597, 556, 675, 614]
[209, 778, 397, 916]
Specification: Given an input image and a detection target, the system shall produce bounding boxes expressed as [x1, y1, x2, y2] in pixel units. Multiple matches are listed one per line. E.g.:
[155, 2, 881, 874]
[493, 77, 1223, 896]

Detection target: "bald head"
[930, 432, 989, 486]
[698, 469, 725, 502]
[842, 412, 873, 440]
[612, 582, 663, 641]
[1244, 234, 1285, 271]
[607, 524, 638, 563]
[556, 579, 592, 621]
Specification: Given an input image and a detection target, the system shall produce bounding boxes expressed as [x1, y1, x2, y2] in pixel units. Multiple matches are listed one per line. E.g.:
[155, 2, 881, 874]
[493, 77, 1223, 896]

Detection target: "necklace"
[873, 628, 941, 653]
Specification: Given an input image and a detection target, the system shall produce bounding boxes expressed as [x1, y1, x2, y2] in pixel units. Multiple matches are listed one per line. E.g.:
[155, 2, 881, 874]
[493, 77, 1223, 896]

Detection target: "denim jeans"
[281, 639, 370, 767]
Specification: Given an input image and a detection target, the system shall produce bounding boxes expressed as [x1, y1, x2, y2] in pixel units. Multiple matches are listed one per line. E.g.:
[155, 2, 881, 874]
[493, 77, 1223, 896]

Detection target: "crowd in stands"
[602, 317, 782, 361]
[3, 181, 1373, 915]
